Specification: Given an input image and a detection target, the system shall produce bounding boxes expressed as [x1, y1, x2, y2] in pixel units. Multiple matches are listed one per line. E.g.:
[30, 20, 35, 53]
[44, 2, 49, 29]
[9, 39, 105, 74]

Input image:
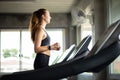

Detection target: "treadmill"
[51, 44, 76, 65]
[52, 35, 91, 64]
[66, 35, 92, 61]
[1, 19, 120, 80]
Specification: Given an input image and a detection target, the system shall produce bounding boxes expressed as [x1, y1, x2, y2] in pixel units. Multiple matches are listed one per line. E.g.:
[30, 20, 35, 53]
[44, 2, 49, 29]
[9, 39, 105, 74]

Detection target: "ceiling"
[0, 0, 78, 13]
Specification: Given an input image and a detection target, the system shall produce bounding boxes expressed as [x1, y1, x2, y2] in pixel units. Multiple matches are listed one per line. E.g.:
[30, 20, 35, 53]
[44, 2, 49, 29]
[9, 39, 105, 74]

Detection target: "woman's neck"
[41, 21, 47, 29]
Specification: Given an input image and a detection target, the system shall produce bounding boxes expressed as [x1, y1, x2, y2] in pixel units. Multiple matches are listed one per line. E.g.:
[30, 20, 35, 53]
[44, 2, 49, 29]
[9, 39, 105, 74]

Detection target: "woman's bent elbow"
[34, 48, 39, 53]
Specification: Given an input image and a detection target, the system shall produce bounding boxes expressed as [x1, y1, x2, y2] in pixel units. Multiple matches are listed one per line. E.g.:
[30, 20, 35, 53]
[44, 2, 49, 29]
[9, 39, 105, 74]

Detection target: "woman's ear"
[42, 14, 45, 19]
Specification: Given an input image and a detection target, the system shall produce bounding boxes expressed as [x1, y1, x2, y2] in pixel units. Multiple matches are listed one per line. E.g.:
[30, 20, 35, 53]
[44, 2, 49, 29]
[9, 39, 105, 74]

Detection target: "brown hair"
[29, 8, 47, 42]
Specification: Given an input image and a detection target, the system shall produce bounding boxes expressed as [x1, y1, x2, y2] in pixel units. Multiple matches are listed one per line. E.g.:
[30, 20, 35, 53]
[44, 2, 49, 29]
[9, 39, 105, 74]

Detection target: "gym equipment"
[65, 35, 91, 61]
[52, 35, 91, 64]
[1, 20, 120, 80]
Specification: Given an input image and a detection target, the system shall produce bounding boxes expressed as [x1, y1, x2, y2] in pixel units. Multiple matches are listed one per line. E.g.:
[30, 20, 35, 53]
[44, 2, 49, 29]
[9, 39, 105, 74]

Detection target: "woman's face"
[43, 10, 51, 24]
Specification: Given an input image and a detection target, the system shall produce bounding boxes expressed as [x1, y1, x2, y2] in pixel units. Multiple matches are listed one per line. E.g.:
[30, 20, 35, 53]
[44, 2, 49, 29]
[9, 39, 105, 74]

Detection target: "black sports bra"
[41, 29, 50, 46]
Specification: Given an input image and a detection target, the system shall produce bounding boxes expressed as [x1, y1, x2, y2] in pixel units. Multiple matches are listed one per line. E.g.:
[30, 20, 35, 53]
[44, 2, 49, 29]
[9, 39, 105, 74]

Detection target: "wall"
[0, 13, 71, 29]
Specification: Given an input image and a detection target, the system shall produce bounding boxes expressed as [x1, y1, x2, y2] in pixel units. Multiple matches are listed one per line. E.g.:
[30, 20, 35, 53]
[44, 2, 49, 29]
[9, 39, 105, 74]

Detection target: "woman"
[29, 8, 61, 70]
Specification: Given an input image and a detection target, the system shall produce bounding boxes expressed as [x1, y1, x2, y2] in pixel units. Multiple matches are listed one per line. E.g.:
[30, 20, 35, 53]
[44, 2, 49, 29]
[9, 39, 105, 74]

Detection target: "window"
[81, 19, 92, 50]
[21, 30, 34, 71]
[0, 29, 65, 72]
[111, 56, 120, 74]
[78, 19, 93, 77]
[1, 30, 20, 72]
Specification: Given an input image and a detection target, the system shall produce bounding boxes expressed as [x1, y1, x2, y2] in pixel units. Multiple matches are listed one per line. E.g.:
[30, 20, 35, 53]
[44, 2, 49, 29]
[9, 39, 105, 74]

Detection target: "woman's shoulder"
[37, 27, 43, 32]
[35, 27, 44, 35]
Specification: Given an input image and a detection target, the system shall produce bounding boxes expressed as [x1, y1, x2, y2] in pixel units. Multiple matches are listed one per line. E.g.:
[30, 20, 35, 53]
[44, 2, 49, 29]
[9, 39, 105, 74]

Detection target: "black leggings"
[34, 53, 50, 70]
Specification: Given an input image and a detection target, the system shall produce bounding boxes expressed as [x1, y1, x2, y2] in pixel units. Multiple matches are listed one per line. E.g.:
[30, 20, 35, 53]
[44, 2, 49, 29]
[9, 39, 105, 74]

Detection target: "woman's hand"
[51, 42, 61, 51]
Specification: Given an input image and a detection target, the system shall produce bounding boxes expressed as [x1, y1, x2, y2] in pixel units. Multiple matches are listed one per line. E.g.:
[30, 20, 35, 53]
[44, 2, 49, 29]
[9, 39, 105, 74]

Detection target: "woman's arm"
[34, 27, 61, 54]
[34, 28, 49, 53]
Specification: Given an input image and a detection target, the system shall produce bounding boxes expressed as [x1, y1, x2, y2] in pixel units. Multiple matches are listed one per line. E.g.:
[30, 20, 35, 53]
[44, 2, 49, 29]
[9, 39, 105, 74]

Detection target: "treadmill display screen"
[86, 20, 120, 58]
